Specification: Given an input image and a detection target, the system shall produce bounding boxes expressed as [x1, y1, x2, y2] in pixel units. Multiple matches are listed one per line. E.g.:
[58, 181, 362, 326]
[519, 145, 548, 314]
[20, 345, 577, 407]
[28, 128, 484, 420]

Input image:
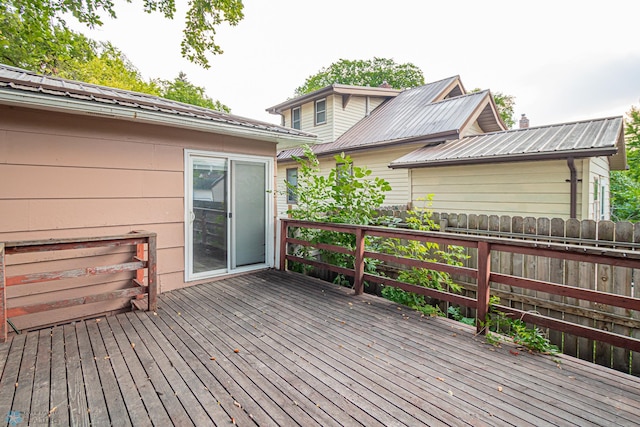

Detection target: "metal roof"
[389, 116, 626, 169]
[278, 83, 503, 160]
[0, 64, 317, 141]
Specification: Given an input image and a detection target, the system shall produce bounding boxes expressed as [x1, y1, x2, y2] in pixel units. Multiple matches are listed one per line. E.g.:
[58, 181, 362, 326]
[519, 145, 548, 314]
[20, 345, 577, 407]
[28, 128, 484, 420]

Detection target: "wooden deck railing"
[0, 231, 157, 342]
[279, 219, 640, 354]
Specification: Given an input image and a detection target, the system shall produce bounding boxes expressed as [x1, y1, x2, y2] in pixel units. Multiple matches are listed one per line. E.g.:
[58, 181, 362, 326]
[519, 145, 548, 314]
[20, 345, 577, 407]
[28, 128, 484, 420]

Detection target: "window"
[315, 98, 326, 125]
[335, 161, 353, 184]
[286, 168, 298, 204]
[291, 107, 301, 130]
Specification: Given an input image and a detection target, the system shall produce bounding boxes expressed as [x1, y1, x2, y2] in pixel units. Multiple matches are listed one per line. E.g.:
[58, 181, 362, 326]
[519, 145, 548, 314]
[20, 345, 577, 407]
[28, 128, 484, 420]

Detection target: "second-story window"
[291, 107, 301, 130]
[315, 98, 326, 125]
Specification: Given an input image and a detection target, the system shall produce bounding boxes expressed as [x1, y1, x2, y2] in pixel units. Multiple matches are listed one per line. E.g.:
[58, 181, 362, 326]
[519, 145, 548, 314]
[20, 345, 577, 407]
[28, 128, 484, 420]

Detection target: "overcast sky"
[72, 0, 640, 128]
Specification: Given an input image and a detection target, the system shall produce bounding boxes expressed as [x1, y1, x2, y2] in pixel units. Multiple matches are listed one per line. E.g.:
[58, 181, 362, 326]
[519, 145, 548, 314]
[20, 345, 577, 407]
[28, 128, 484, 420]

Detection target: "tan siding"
[464, 121, 484, 136]
[333, 97, 366, 140]
[583, 156, 611, 220]
[410, 160, 581, 219]
[0, 105, 277, 330]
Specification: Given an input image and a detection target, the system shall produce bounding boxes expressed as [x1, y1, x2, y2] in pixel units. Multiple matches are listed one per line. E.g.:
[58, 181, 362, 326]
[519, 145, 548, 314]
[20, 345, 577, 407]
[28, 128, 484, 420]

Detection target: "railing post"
[279, 219, 288, 271]
[476, 241, 491, 335]
[354, 228, 365, 295]
[0, 243, 6, 342]
[147, 234, 158, 312]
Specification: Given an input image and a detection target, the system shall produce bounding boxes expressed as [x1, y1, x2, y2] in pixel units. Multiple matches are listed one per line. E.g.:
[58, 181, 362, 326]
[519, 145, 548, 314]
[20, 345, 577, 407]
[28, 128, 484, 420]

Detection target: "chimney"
[379, 81, 391, 88]
[519, 114, 530, 129]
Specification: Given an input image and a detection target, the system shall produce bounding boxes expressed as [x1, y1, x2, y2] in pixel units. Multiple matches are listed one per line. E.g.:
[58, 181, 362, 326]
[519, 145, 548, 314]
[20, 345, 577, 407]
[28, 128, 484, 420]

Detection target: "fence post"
[354, 228, 365, 295]
[0, 243, 6, 342]
[279, 219, 288, 271]
[147, 234, 158, 312]
[476, 241, 491, 334]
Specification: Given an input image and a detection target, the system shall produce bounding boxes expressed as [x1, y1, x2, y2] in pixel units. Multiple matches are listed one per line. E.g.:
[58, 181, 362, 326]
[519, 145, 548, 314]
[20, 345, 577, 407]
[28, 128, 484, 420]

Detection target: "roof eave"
[266, 85, 401, 114]
[389, 147, 619, 169]
[0, 89, 318, 145]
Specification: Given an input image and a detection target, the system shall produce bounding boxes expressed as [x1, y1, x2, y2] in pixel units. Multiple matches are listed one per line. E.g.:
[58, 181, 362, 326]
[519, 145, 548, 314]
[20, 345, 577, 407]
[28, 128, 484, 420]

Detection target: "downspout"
[567, 158, 577, 219]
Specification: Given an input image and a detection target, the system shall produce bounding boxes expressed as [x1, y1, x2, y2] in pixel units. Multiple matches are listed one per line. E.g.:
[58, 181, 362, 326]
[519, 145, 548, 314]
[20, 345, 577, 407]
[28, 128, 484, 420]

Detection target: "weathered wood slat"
[76, 321, 111, 426]
[85, 320, 132, 427]
[95, 318, 151, 427]
[49, 327, 69, 426]
[28, 329, 52, 427]
[63, 323, 90, 427]
[7, 286, 146, 317]
[6, 261, 146, 286]
[104, 316, 173, 426]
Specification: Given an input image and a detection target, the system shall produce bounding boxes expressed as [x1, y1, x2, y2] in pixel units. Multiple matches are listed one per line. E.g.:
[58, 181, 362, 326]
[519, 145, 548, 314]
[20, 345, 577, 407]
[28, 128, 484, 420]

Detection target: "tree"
[294, 58, 425, 96]
[1, 0, 244, 70]
[59, 42, 162, 95]
[611, 106, 640, 221]
[492, 91, 516, 129]
[158, 72, 230, 112]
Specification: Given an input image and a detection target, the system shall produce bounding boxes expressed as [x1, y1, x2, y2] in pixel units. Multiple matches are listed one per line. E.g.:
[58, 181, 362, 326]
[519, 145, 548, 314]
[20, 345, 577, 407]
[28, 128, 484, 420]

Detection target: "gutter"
[0, 90, 318, 145]
[567, 158, 578, 219]
[389, 147, 618, 169]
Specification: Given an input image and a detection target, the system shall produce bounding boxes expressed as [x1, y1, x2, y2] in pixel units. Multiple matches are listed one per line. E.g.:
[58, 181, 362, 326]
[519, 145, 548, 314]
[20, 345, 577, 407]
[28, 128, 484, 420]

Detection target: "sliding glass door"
[186, 151, 273, 280]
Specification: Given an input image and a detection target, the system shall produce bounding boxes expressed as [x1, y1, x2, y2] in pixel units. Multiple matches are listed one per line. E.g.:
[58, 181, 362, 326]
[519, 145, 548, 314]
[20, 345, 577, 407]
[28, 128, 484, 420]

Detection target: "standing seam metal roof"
[389, 116, 625, 168]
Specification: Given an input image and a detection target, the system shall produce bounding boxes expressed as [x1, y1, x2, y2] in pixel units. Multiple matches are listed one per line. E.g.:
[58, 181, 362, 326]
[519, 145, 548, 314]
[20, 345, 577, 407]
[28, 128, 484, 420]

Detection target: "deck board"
[0, 269, 639, 426]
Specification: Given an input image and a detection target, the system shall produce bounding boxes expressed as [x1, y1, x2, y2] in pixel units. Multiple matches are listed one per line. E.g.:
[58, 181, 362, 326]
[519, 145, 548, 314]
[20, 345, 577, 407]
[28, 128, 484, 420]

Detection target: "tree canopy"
[610, 106, 640, 221]
[1, 0, 244, 70]
[158, 72, 230, 112]
[294, 58, 426, 95]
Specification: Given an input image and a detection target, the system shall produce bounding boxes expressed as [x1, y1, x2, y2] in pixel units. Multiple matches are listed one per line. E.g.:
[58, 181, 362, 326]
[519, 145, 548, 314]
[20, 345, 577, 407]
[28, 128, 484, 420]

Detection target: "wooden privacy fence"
[279, 218, 640, 374]
[0, 231, 158, 342]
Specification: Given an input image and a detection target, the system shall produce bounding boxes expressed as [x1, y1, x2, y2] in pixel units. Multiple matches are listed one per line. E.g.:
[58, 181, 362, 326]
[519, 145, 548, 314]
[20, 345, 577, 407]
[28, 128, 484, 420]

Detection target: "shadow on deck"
[0, 269, 638, 426]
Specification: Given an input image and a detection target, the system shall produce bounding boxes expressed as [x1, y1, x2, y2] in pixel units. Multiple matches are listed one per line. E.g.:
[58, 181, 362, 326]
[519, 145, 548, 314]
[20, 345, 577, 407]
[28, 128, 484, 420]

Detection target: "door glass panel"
[233, 161, 266, 267]
[192, 157, 227, 273]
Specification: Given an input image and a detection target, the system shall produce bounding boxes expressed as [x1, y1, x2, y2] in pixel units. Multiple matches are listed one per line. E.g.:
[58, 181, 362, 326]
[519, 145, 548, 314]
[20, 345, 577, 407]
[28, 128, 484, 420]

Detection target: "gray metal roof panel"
[0, 64, 316, 138]
[390, 116, 624, 168]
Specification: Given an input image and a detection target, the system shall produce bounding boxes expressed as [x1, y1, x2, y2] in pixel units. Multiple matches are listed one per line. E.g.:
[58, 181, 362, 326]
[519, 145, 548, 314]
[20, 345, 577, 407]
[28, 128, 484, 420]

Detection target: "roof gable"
[390, 116, 626, 169]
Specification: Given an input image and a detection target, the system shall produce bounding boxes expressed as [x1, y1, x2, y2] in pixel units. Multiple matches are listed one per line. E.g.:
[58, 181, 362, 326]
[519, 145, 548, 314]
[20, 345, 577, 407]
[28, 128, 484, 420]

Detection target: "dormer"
[266, 84, 401, 143]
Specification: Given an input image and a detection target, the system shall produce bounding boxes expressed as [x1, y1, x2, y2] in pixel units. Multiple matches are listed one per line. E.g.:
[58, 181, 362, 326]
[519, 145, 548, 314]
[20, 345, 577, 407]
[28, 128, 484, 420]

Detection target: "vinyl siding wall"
[276, 145, 419, 217]
[0, 105, 276, 330]
[410, 159, 584, 219]
[583, 156, 611, 220]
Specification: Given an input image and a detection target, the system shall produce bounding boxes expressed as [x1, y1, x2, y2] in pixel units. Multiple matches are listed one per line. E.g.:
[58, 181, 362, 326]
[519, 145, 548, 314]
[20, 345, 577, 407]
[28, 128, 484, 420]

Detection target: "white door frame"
[184, 149, 274, 282]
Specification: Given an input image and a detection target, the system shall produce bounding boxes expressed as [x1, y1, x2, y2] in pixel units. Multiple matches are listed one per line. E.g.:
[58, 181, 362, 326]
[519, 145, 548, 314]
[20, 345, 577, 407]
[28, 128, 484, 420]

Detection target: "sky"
[71, 0, 640, 128]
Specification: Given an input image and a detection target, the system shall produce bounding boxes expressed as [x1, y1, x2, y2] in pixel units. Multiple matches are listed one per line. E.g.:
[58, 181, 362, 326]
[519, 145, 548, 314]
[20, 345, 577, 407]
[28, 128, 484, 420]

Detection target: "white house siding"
[583, 156, 610, 220]
[464, 121, 485, 136]
[410, 159, 584, 219]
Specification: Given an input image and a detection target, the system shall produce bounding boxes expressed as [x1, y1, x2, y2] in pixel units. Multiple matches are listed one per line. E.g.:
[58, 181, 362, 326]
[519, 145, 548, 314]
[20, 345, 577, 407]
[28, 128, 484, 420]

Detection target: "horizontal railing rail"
[279, 219, 640, 354]
[0, 231, 157, 342]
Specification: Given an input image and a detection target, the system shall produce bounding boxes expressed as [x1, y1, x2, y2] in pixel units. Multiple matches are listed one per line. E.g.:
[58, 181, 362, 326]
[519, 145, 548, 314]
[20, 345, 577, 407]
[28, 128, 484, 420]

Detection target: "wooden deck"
[0, 270, 638, 427]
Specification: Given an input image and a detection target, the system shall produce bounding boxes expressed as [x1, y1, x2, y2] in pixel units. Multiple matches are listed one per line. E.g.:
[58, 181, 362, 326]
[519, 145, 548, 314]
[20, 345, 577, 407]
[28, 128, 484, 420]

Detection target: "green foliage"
[58, 42, 162, 95]
[1, 0, 244, 69]
[285, 145, 392, 285]
[483, 301, 560, 355]
[157, 71, 230, 112]
[447, 306, 475, 326]
[611, 106, 640, 221]
[295, 57, 425, 96]
[381, 196, 467, 294]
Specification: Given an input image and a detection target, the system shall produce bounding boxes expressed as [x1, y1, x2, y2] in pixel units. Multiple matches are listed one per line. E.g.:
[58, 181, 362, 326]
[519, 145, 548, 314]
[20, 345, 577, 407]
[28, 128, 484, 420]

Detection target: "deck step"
[131, 295, 148, 311]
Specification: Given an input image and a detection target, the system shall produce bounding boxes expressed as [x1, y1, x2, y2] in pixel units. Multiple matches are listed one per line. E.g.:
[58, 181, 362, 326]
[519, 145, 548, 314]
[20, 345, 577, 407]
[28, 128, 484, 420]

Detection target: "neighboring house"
[390, 117, 626, 220]
[0, 64, 315, 330]
[272, 75, 506, 214]
[270, 76, 627, 221]
[266, 83, 401, 144]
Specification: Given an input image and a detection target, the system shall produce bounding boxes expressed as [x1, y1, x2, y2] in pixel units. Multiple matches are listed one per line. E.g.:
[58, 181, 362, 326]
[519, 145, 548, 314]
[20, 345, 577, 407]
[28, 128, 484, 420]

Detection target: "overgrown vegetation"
[481, 297, 560, 355]
[284, 147, 560, 356]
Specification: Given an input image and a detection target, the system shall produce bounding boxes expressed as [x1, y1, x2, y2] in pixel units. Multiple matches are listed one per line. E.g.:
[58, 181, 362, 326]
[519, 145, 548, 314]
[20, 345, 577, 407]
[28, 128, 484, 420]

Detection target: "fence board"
[633, 223, 640, 375]
[562, 219, 582, 357]
[595, 221, 615, 367]
[613, 222, 633, 373]
[548, 218, 566, 347]
[522, 217, 538, 319]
